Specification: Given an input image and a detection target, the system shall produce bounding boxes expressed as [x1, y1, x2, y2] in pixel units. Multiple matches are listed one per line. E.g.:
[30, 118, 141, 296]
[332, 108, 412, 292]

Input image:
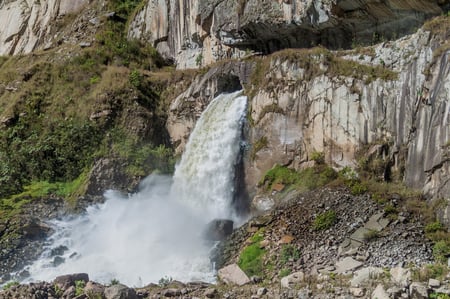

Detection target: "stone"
[428, 278, 440, 288]
[350, 287, 365, 297]
[279, 235, 294, 244]
[371, 284, 389, 299]
[409, 282, 428, 299]
[390, 267, 411, 287]
[203, 219, 234, 241]
[256, 287, 267, 296]
[204, 288, 217, 298]
[218, 264, 251, 286]
[104, 284, 137, 299]
[280, 271, 305, 289]
[350, 267, 384, 287]
[54, 273, 89, 289]
[350, 227, 372, 243]
[84, 281, 105, 298]
[335, 257, 363, 274]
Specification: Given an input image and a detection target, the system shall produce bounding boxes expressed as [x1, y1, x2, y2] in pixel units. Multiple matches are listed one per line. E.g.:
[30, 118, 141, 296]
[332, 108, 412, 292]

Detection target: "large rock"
[390, 267, 411, 287]
[280, 271, 305, 289]
[217, 264, 250, 286]
[371, 284, 389, 299]
[104, 284, 138, 299]
[53, 273, 89, 289]
[203, 219, 234, 241]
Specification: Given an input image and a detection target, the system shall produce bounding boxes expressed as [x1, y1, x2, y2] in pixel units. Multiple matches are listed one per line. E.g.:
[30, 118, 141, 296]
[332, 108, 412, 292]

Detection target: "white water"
[23, 90, 247, 286]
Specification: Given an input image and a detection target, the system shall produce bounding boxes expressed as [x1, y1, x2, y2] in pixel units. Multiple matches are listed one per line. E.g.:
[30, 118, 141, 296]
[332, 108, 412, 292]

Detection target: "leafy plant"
[238, 230, 266, 277]
[310, 151, 325, 164]
[75, 280, 85, 296]
[426, 221, 446, 234]
[158, 276, 172, 287]
[280, 244, 300, 265]
[433, 241, 450, 263]
[110, 278, 120, 285]
[2, 281, 19, 290]
[279, 268, 291, 278]
[313, 210, 337, 231]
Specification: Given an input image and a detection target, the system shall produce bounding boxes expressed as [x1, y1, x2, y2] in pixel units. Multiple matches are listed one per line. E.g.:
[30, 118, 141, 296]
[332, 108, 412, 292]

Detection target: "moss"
[313, 210, 337, 231]
[238, 230, 266, 277]
[259, 164, 337, 193]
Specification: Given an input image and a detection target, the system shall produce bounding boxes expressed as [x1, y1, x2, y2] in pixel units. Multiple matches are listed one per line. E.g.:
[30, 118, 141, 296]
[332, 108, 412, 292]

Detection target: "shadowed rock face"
[128, 0, 449, 68]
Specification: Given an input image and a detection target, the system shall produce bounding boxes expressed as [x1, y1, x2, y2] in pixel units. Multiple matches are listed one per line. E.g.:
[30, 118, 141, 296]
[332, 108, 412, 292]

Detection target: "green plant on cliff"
[238, 230, 266, 277]
[250, 136, 268, 160]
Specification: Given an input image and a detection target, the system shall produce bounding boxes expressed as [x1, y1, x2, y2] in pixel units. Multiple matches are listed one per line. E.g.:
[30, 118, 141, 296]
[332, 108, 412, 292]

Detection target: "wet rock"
[161, 288, 181, 297]
[104, 284, 137, 299]
[84, 281, 105, 298]
[204, 288, 217, 298]
[54, 273, 89, 289]
[203, 219, 233, 241]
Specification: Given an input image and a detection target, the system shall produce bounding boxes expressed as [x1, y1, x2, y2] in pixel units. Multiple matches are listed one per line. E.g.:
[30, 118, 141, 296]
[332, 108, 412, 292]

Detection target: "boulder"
[217, 264, 250, 286]
[54, 273, 89, 289]
[390, 267, 411, 287]
[203, 219, 233, 241]
[350, 267, 384, 287]
[335, 257, 363, 274]
[371, 284, 389, 299]
[409, 282, 428, 299]
[280, 271, 305, 289]
[104, 284, 137, 299]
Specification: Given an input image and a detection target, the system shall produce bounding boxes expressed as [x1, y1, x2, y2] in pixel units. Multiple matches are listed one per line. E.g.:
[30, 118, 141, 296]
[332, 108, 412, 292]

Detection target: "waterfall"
[21, 91, 248, 286]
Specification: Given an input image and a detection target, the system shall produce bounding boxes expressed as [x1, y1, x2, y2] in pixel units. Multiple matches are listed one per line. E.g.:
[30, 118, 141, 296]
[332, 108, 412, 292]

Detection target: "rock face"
[166, 26, 450, 223]
[128, 0, 448, 68]
[0, 0, 88, 55]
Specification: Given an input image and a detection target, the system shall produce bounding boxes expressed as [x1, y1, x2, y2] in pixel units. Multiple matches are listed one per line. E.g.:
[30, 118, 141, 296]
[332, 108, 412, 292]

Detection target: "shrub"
[279, 268, 291, 278]
[310, 151, 325, 164]
[75, 280, 85, 296]
[363, 229, 380, 241]
[2, 281, 19, 290]
[433, 241, 450, 264]
[238, 230, 266, 277]
[280, 244, 300, 265]
[313, 210, 337, 230]
[158, 276, 172, 287]
[425, 221, 446, 234]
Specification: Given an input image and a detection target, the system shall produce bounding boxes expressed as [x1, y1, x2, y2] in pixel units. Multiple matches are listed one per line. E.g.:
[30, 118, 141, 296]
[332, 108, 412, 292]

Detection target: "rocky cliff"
[166, 21, 450, 224]
[0, 0, 90, 55]
[128, 0, 449, 68]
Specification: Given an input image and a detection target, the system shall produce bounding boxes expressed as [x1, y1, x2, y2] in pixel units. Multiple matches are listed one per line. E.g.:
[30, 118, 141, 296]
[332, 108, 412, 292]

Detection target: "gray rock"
[257, 287, 267, 296]
[335, 257, 363, 274]
[390, 267, 411, 287]
[218, 264, 250, 286]
[104, 284, 137, 299]
[351, 267, 384, 287]
[204, 288, 217, 298]
[371, 284, 389, 299]
[54, 273, 89, 289]
[409, 282, 428, 299]
[428, 278, 440, 288]
[280, 271, 305, 289]
[350, 287, 365, 297]
[203, 219, 233, 241]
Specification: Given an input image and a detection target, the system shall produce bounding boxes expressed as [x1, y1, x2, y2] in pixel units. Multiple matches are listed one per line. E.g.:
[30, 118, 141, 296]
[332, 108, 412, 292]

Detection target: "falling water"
[22, 90, 247, 286]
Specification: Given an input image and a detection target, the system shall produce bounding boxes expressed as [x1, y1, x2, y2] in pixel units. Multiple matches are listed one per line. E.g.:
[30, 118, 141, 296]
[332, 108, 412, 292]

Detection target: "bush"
[280, 244, 300, 265]
[238, 230, 266, 277]
[425, 221, 446, 234]
[433, 241, 450, 263]
[313, 210, 337, 230]
[310, 151, 325, 164]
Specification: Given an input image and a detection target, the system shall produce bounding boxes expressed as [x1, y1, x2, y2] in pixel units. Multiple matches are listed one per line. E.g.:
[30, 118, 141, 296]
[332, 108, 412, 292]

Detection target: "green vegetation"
[279, 268, 291, 278]
[2, 281, 19, 290]
[109, 278, 120, 286]
[75, 280, 86, 296]
[433, 241, 450, 264]
[313, 210, 337, 231]
[363, 229, 380, 241]
[310, 151, 325, 164]
[158, 276, 173, 287]
[238, 230, 266, 277]
[280, 244, 300, 265]
[425, 221, 446, 234]
[259, 164, 337, 192]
